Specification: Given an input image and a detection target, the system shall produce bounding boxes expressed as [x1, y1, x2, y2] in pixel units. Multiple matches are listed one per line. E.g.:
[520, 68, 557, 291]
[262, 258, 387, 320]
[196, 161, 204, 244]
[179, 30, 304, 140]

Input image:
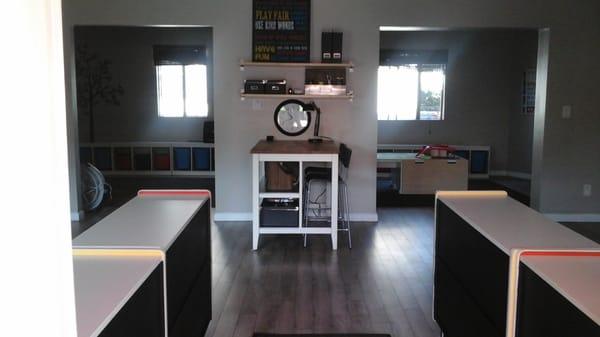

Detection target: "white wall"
[75, 26, 213, 143]
[377, 29, 538, 172]
[1, 1, 77, 336]
[62, 0, 600, 218]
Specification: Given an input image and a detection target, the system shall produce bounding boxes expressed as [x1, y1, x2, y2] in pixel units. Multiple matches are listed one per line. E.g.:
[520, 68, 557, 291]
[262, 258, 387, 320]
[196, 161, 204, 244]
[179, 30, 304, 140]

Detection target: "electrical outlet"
[561, 105, 572, 119]
[583, 184, 592, 197]
[252, 99, 263, 111]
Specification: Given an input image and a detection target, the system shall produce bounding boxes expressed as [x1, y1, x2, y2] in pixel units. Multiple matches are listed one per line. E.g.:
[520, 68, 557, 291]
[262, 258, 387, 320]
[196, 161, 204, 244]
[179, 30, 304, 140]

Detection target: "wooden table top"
[251, 140, 339, 154]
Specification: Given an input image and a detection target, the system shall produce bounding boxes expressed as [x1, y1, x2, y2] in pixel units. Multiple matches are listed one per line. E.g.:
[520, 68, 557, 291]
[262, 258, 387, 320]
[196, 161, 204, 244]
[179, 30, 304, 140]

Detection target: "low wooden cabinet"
[377, 153, 468, 194]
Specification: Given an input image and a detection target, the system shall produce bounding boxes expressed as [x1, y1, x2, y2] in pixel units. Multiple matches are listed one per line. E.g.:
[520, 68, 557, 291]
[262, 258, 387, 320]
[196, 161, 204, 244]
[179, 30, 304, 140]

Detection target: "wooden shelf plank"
[241, 93, 353, 100]
[258, 192, 300, 199]
[240, 60, 353, 69]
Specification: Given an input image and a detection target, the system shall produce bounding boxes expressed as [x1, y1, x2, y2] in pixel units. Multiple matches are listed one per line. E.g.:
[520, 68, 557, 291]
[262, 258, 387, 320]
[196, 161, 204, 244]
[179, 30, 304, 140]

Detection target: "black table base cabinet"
[99, 263, 165, 337]
[434, 202, 508, 337]
[516, 264, 600, 337]
[98, 199, 212, 337]
[434, 198, 600, 337]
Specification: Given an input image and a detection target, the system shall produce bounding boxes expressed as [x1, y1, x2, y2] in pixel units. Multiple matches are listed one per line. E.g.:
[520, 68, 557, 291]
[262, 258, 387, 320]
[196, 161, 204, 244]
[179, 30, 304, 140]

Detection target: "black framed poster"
[252, 0, 311, 63]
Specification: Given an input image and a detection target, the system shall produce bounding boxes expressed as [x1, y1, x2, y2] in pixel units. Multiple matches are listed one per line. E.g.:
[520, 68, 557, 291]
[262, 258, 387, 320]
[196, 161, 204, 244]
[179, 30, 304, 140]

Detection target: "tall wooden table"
[251, 140, 339, 250]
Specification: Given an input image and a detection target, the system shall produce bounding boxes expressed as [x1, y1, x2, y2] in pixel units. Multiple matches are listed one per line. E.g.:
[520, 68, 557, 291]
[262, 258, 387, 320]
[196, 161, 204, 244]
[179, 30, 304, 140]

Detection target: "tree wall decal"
[75, 42, 124, 142]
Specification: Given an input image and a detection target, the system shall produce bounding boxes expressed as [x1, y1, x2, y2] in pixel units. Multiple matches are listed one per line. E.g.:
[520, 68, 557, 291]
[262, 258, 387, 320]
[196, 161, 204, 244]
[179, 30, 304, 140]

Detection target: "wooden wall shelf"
[240, 93, 353, 101]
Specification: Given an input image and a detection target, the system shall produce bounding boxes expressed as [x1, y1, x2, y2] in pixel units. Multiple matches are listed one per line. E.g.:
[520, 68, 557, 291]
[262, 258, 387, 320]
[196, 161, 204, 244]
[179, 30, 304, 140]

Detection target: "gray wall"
[62, 0, 600, 218]
[507, 32, 539, 175]
[378, 30, 538, 173]
[75, 26, 213, 143]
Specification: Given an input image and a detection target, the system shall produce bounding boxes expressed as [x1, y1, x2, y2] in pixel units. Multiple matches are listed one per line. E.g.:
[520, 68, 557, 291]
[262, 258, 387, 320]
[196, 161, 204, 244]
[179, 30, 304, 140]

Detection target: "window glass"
[184, 64, 208, 117]
[377, 64, 445, 121]
[156, 65, 184, 117]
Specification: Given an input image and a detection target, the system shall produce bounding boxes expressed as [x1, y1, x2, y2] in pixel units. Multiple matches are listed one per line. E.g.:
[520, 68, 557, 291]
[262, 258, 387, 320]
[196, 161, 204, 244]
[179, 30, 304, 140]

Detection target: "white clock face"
[275, 102, 310, 136]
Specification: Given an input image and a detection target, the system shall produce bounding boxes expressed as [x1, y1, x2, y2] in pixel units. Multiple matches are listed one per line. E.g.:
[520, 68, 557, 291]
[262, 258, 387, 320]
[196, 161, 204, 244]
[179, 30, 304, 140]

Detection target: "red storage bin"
[152, 148, 170, 171]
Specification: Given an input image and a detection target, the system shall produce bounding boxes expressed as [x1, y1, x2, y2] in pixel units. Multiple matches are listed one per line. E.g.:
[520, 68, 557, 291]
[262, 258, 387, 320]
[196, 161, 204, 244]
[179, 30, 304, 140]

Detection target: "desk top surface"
[377, 152, 466, 161]
[521, 255, 600, 325]
[72, 195, 208, 250]
[73, 254, 162, 337]
[251, 140, 339, 154]
[436, 192, 599, 255]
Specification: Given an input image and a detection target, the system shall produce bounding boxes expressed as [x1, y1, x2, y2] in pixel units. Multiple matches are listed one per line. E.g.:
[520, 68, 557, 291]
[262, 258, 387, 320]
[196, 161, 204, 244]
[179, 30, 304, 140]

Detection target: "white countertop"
[73, 254, 162, 337]
[72, 195, 208, 251]
[436, 192, 599, 255]
[521, 254, 600, 325]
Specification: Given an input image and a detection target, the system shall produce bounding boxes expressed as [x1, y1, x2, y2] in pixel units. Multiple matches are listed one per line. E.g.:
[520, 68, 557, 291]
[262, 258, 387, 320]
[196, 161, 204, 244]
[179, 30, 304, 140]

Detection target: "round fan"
[81, 163, 111, 211]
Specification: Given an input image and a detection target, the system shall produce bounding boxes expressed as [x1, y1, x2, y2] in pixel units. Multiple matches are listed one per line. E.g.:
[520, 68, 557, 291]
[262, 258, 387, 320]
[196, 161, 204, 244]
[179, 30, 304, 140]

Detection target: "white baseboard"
[349, 212, 378, 222]
[544, 213, 600, 222]
[214, 212, 379, 223]
[490, 170, 531, 180]
[214, 212, 252, 221]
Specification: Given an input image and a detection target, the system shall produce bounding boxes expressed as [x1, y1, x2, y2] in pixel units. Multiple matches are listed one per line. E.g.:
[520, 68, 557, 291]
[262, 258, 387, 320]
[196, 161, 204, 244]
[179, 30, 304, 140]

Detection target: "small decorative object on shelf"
[243, 79, 287, 95]
[265, 80, 286, 94]
[304, 68, 346, 96]
[321, 31, 343, 63]
[244, 79, 266, 94]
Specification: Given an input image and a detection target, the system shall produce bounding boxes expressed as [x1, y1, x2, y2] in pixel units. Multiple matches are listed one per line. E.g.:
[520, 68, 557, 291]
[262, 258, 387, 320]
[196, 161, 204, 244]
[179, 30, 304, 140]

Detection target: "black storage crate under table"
[260, 198, 299, 227]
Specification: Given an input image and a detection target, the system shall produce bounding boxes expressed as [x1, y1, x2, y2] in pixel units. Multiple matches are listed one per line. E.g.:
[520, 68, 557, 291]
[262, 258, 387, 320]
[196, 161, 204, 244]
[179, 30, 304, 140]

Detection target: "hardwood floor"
[208, 207, 440, 337]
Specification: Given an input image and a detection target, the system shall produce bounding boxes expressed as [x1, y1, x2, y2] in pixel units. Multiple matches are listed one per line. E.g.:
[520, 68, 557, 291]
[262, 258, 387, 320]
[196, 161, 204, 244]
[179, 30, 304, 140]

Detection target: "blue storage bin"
[93, 147, 112, 170]
[470, 150, 489, 174]
[193, 147, 211, 171]
[173, 147, 192, 171]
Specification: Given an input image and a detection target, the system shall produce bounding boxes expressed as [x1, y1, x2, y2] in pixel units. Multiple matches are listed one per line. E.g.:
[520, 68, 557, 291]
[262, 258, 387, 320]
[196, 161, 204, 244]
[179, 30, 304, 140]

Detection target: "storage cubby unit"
[113, 147, 132, 171]
[80, 142, 215, 176]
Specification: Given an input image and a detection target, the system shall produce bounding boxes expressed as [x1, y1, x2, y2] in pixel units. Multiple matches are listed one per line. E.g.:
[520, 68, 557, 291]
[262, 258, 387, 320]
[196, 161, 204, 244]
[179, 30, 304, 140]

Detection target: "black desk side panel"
[516, 264, 600, 337]
[434, 200, 508, 337]
[99, 263, 165, 337]
[166, 201, 212, 337]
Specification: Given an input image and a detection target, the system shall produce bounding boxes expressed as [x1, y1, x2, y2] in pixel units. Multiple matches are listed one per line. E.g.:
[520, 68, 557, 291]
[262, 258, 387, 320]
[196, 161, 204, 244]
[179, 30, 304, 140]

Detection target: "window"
[156, 64, 208, 117]
[154, 46, 208, 118]
[378, 50, 447, 121]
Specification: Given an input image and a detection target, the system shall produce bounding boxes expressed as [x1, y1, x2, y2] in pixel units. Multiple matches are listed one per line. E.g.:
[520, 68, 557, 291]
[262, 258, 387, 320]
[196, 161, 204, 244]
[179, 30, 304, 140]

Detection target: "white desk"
[436, 191, 597, 255]
[251, 140, 339, 250]
[72, 190, 212, 337]
[434, 191, 600, 337]
[72, 193, 208, 250]
[377, 153, 468, 194]
[73, 254, 163, 337]
[518, 254, 600, 333]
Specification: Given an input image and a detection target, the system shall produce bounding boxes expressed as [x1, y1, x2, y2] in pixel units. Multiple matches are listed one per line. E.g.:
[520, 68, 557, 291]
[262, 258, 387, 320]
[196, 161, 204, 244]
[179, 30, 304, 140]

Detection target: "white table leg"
[331, 156, 338, 250]
[252, 155, 259, 250]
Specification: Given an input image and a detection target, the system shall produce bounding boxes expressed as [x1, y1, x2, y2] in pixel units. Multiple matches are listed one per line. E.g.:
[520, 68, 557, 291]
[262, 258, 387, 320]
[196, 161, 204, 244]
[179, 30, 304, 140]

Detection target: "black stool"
[303, 143, 352, 248]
